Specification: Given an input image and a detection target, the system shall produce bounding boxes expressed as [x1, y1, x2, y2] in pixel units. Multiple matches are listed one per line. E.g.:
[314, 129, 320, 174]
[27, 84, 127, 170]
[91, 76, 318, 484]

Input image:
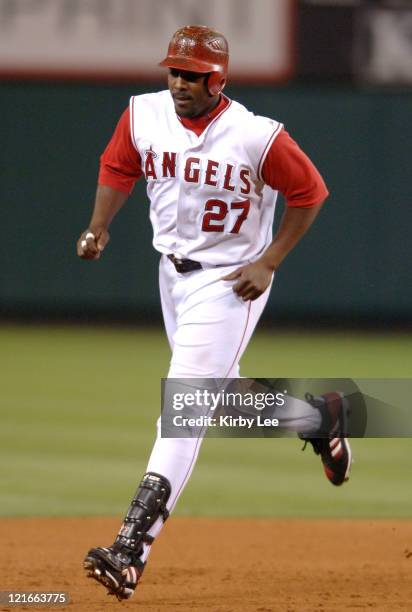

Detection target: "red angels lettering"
[223, 164, 235, 192]
[205, 160, 219, 186]
[184, 157, 201, 183]
[162, 152, 177, 178]
[145, 152, 157, 179]
[239, 168, 251, 194]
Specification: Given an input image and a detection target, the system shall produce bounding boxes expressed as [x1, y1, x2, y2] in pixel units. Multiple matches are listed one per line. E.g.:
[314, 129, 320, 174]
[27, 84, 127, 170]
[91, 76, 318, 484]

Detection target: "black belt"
[167, 254, 202, 274]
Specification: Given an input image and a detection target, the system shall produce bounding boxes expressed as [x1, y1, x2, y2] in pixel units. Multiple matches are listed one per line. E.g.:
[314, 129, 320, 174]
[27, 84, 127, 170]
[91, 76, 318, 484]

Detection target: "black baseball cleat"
[300, 391, 352, 486]
[84, 546, 145, 601]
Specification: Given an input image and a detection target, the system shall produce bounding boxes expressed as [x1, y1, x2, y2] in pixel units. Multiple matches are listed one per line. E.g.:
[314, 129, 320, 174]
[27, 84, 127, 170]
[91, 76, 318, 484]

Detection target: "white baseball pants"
[140, 255, 319, 561]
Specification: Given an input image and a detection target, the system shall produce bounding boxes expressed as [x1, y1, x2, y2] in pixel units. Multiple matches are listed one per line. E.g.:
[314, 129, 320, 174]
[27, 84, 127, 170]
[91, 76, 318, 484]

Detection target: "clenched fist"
[77, 228, 110, 260]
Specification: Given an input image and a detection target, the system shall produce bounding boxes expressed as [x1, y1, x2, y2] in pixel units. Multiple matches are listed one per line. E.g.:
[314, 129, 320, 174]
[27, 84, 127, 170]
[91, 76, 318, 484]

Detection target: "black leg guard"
[114, 472, 171, 562]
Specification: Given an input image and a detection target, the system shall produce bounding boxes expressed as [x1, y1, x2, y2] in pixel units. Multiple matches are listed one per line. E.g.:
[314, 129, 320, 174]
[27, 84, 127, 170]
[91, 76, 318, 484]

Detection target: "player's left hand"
[222, 259, 274, 301]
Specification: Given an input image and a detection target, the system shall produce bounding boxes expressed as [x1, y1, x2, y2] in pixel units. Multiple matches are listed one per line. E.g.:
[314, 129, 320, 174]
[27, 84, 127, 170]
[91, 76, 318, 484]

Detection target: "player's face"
[168, 68, 218, 118]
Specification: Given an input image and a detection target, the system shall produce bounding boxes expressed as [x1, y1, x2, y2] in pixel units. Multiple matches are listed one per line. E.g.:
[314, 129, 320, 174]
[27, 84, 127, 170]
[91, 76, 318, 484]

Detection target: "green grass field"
[1, 325, 411, 518]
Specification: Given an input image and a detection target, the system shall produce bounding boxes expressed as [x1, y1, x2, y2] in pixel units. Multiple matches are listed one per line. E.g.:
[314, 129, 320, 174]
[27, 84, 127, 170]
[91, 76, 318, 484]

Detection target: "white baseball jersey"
[129, 90, 283, 266]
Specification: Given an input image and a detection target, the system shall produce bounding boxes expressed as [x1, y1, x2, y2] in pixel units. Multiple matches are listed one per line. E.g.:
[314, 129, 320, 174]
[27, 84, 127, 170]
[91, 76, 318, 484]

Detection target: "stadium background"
[1, 1, 412, 610]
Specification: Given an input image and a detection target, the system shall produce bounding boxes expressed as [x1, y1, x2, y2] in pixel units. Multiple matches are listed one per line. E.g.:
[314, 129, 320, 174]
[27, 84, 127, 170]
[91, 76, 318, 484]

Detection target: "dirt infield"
[1, 517, 412, 611]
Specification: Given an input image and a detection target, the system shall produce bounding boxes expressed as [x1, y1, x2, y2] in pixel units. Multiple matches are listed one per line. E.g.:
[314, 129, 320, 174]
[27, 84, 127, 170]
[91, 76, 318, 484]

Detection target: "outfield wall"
[1, 82, 411, 324]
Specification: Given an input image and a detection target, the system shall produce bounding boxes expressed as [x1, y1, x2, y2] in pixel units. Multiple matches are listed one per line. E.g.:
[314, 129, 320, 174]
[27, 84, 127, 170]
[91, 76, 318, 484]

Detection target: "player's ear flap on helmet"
[207, 73, 227, 96]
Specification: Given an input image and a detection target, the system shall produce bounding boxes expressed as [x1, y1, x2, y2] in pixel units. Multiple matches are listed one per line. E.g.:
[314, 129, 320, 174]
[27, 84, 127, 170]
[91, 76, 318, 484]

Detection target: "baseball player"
[78, 25, 352, 601]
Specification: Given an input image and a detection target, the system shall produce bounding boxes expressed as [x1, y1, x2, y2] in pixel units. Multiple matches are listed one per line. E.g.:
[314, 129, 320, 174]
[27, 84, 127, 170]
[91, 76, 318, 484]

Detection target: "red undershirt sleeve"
[261, 129, 329, 207]
[98, 107, 143, 195]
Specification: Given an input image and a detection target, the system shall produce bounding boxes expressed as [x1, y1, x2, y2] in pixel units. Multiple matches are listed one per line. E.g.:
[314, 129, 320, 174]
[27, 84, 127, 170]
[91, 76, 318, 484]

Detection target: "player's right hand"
[77, 228, 110, 260]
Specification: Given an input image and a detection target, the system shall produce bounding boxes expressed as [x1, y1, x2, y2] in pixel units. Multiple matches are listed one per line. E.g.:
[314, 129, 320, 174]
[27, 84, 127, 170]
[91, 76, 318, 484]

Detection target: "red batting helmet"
[159, 25, 229, 96]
